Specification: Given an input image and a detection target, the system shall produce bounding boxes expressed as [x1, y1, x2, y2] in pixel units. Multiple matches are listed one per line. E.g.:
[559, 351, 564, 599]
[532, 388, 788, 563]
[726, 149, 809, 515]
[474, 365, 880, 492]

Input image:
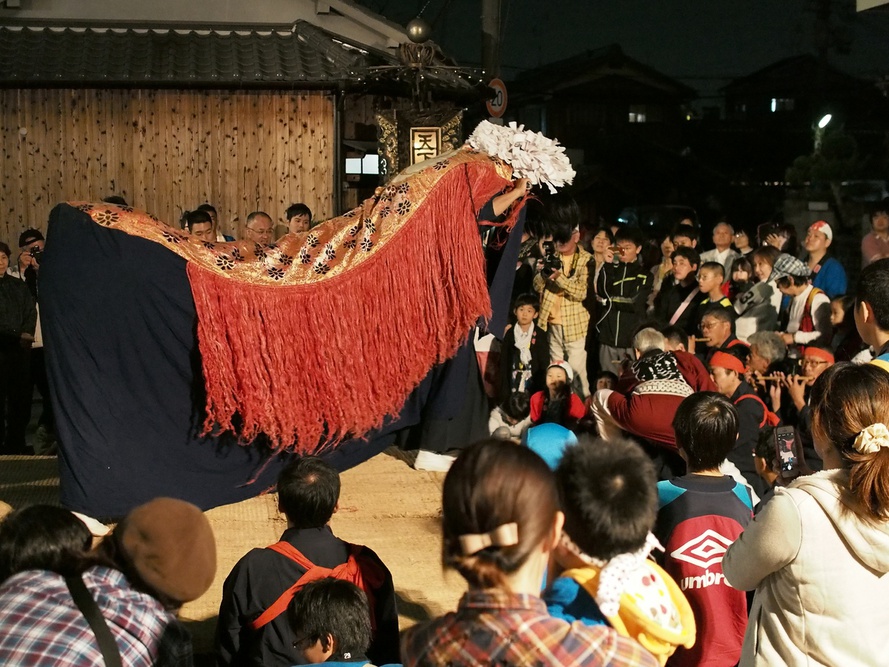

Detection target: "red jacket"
[530, 391, 586, 424]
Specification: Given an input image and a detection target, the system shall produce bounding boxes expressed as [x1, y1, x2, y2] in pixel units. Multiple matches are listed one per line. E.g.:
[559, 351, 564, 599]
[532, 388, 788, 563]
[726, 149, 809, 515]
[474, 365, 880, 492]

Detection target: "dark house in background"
[702, 54, 889, 183]
[505, 45, 697, 224]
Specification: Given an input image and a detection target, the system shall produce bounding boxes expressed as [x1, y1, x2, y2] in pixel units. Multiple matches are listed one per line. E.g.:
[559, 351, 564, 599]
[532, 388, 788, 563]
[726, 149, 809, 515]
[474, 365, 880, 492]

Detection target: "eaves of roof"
[0, 21, 393, 88]
[512, 44, 696, 101]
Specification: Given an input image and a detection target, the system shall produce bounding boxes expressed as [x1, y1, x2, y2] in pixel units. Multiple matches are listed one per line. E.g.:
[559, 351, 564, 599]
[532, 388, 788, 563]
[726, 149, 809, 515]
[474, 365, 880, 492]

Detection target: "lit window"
[770, 98, 795, 112]
[628, 104, 647, 123]
[345, 154, 380, 175]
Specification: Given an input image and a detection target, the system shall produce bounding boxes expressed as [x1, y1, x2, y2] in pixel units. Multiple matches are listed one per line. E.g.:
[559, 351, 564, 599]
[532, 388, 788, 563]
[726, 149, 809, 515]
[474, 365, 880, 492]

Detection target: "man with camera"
[532, 197, 592, 398]
[8, 230, 53, 453]
[9, 229, 43, 289]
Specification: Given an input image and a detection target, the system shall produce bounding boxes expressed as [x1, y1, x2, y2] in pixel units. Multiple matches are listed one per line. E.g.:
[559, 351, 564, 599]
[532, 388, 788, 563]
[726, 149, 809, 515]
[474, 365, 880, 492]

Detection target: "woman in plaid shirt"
[402, 439, 657, 667]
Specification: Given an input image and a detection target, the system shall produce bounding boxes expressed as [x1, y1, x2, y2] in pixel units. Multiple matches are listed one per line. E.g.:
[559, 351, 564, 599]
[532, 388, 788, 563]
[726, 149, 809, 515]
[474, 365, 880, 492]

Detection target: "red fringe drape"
[188, 163, 517, 454]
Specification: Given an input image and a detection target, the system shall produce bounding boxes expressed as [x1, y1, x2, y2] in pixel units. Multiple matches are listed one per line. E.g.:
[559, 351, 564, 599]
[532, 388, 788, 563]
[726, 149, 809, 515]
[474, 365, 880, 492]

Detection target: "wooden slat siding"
[220, 91, 238, 235]
[295, 94, 307, 214]
[0, 89, 335, 244]
[249, 93, 265, 223]
[306, 93, 319, 217]
[275, 94, 289, 234]
[265, 92, 282, 234]
[285, 94, 299, 221]
[1, 93, 16, 227]
[15, 90, 29, 229]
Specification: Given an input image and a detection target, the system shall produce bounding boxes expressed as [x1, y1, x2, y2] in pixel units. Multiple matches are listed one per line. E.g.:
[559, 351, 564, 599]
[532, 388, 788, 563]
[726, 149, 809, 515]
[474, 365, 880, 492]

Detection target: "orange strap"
[248, 541, 382, 631]
[734, 393, 780, 428]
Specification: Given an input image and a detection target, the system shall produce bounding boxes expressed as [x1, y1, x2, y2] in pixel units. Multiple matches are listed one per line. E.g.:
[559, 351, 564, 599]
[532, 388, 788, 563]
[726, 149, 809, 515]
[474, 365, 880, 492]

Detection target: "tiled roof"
[0, 21, 389, 87]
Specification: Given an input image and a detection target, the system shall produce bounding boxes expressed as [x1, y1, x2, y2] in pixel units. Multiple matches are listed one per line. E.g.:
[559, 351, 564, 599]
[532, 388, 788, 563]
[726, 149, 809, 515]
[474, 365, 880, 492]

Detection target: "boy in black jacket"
[596, 227, 651, 372]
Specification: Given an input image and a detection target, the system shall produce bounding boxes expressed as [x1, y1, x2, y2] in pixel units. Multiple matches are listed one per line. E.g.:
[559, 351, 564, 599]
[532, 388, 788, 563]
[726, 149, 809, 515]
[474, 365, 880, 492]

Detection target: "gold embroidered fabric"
[71, 148, 514, 286]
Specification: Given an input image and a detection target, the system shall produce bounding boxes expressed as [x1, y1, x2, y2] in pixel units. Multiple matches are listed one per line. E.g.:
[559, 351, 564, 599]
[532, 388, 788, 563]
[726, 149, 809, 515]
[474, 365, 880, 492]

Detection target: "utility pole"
[481, 0, 501, 79]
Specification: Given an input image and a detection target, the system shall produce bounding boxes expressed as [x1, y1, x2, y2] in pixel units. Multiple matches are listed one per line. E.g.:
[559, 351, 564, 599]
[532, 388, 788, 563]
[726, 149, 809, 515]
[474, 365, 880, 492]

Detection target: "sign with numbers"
[486, 78, 508, 118]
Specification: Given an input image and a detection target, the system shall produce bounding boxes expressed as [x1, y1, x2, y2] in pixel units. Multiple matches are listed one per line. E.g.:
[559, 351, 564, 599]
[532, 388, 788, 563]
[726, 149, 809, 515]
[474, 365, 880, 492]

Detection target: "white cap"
[547, 360, 574, 382]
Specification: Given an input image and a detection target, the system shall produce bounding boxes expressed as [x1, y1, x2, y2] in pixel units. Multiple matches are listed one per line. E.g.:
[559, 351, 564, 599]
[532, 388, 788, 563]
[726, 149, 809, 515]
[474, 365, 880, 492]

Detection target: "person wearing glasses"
[767, 346, 834, 473]
[243, 211, 275, 246]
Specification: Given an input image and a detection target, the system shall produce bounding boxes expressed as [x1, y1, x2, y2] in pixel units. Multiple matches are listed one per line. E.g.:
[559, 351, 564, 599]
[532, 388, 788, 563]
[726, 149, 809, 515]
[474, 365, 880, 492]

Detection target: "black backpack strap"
[65, 574, 123, 667]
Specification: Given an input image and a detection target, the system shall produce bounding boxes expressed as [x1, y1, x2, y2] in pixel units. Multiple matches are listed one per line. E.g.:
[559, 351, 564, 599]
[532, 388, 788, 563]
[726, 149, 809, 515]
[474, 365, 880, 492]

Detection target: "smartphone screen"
[775, 426, 798, 478]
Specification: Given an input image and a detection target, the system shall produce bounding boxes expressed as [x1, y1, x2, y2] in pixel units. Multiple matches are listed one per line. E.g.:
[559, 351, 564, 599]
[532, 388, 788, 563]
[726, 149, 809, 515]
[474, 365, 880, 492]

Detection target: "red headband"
[710, 351, 746, 374]
[804, 347, 835, 364]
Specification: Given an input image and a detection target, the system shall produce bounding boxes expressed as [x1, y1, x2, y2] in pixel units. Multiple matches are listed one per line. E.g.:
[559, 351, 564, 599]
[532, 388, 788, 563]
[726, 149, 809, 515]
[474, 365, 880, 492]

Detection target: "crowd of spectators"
[492, 197, 889, 452]
[3, 195, 889, 665]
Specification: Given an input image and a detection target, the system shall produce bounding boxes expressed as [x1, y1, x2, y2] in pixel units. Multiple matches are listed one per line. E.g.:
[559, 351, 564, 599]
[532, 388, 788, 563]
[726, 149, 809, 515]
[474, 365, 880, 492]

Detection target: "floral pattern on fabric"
[71, 148, 514, 288]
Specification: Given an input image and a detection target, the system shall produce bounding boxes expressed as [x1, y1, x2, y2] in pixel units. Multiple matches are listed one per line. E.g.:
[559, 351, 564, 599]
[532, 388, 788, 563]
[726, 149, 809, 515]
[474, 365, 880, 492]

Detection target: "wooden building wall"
[0, 88, 335, 243]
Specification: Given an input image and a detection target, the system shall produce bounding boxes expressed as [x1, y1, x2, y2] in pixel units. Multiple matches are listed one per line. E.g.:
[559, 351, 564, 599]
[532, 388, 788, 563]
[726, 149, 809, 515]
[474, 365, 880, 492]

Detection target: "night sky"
[358, 0, 889, 104]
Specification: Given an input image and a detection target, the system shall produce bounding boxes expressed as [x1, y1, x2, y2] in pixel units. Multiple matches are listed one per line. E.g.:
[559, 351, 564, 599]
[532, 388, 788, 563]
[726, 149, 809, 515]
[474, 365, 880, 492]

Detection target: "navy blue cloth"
[40, 205, 444, 515]
[41, 205, 295, 517]
[40, 204, 520, 516]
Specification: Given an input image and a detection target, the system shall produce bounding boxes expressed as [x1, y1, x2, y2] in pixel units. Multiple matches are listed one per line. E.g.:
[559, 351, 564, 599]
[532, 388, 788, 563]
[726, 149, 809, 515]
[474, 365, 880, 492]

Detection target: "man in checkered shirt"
[533, 197, 593, 397]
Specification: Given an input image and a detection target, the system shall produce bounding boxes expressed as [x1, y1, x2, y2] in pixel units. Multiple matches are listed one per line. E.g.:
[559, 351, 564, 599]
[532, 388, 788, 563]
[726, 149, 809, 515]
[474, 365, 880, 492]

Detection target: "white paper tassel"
[467, 120, 576, 194]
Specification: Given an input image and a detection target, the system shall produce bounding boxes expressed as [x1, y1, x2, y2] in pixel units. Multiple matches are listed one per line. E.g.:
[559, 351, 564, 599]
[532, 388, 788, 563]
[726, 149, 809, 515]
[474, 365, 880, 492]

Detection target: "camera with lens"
[541, 241, 561, 277]
[29, 247, 43, 263]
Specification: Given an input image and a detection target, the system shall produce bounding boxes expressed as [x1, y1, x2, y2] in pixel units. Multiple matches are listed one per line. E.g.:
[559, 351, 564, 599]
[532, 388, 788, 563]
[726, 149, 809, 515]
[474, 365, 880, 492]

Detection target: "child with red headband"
[709, 349, 779, 499]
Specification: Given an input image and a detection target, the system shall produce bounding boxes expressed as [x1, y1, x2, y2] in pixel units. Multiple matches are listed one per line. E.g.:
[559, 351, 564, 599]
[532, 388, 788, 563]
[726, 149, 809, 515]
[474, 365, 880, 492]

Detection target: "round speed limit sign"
[486, 78, 508, 118]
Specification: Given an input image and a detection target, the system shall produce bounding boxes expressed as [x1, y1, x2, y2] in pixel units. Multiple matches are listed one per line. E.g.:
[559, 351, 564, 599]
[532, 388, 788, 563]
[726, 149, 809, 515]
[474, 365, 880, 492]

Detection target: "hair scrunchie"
[853, 423, 889, 455]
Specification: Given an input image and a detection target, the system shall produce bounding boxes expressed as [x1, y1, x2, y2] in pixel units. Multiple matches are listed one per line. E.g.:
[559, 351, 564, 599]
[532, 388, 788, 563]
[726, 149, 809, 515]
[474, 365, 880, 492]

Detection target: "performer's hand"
[492, 178, 531, 216]
[20, 332, 34, 349]
[780, 332, 795, 345]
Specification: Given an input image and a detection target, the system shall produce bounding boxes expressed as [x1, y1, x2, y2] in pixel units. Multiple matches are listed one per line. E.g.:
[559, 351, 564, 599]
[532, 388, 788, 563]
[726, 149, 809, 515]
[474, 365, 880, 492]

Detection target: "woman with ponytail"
[401, 439, 656, 667]
[724, 362, 889, 665]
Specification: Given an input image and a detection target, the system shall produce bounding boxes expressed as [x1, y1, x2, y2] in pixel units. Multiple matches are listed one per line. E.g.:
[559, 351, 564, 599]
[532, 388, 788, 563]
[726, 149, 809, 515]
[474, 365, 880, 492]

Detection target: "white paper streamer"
[467, 120, 575, 194]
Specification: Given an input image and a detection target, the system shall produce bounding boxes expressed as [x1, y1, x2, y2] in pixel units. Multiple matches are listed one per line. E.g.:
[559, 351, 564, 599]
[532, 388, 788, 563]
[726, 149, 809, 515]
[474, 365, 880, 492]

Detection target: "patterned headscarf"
[631, 350, 683, 383]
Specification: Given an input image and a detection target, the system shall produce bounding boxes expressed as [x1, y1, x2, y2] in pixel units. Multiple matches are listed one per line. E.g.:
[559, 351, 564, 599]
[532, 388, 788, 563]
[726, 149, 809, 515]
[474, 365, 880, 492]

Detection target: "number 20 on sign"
[486, 78, 508, 118]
